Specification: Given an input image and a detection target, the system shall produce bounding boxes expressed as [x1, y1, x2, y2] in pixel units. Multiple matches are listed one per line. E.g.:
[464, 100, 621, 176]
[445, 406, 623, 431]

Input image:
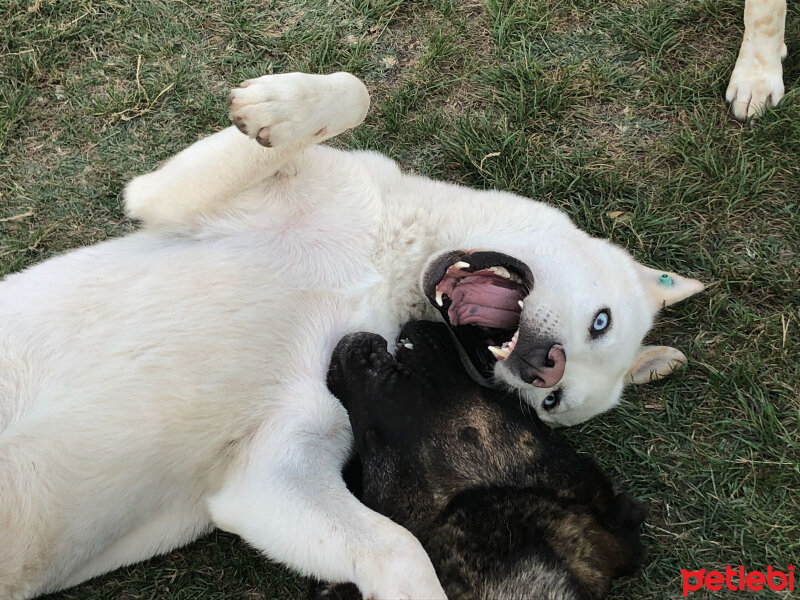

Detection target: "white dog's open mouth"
[423, 251, 532, 381]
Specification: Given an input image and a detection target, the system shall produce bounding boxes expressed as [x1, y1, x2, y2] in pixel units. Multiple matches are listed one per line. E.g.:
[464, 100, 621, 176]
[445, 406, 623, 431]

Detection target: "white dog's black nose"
[516, 343, 566, 388]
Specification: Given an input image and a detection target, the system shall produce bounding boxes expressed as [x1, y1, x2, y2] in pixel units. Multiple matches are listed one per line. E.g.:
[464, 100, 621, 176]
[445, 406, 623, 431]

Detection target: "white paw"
[355, 525, 446, 600]
[725, 42, 787, 121]
[227, 72, 370, 148]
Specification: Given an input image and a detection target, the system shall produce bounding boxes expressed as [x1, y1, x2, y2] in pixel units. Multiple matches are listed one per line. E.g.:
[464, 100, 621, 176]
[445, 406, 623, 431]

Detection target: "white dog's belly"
[0, 229, 376, 417]
[0, 231, 380, 596]
[58, 500, 214, 594]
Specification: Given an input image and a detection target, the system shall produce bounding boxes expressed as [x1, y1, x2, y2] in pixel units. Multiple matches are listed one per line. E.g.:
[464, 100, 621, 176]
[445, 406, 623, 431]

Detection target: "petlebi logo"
[681, 565, 795, 596]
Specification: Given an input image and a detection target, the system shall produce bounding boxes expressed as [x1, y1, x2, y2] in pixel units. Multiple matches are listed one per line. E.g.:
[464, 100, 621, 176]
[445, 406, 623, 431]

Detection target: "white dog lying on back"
[0, 72, 703, 599]
[727, 0, 788, 120]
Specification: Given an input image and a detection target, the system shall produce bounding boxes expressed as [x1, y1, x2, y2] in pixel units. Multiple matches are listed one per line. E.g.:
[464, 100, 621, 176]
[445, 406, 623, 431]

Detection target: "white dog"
[727, 0, 788, 120]
[0, 72, 704, 599]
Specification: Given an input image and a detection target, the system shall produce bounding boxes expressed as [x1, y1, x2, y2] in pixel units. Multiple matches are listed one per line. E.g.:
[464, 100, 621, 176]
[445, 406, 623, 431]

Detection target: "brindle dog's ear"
[611, 492, 649, 528]
[570, 460, 615, 506]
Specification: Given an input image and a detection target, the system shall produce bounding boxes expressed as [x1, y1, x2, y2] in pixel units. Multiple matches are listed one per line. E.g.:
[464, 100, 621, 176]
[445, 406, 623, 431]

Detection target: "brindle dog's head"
[327, 321, 647, 599]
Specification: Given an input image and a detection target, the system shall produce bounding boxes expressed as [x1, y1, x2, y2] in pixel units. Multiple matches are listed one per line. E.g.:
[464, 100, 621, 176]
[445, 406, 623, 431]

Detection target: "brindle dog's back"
[316, 321, 646, 599]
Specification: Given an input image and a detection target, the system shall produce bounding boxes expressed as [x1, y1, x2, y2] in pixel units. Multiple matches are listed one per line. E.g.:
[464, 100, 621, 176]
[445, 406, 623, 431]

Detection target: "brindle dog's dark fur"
[315, 321, 647, 600]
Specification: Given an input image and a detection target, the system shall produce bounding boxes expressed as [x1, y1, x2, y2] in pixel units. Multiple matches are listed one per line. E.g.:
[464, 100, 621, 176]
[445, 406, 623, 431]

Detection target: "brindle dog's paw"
[327, 332, 393, 399]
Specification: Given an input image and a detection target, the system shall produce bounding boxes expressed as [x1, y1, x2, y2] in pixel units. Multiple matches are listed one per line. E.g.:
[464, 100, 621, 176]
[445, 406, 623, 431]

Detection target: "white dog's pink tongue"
[447, 273, 522, 329]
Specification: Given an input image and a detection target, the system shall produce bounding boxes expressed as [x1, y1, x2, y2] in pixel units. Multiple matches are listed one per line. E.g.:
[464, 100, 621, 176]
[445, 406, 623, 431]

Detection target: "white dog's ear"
[626, 345, 687, 385]
[635, 264, 705, 313]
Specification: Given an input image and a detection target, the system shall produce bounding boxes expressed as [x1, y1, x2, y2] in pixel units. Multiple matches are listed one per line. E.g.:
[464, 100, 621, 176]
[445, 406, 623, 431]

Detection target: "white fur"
[0, 72, 701, 598]
[727, 0, 788, 120]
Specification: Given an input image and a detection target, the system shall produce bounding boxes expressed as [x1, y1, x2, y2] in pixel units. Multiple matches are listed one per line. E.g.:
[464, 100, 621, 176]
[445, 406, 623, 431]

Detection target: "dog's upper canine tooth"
[435, 290, 444, 306]
[507, 330, 519, 352]
[454, 261, 470, 269]
[518, 300, 524, 309]
[488, 345, 510, 360]
[487, 266, 511, 279]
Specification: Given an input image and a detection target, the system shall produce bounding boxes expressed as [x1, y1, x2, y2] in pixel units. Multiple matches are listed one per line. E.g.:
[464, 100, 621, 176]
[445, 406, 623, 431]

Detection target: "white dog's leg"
[60, 504, 212, 592]
[207, 380, 446, 600]
[726, 0, 787, 121]
[0, 421, 209, 599]
[124, 72, 370, 229]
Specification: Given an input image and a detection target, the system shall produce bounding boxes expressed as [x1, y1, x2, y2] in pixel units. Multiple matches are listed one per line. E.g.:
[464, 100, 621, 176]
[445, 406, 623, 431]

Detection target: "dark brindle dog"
[316, 321, 647, 600]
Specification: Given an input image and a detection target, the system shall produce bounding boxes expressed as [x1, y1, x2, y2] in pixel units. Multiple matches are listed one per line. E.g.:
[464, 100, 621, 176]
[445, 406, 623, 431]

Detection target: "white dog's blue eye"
[594, 312, 608, 330]
[590, 309, 611, 338]
[542, 391, 561, 410]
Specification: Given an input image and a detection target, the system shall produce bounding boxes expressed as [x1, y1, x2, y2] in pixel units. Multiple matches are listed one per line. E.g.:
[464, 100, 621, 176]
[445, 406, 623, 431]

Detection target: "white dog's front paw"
[725, 42, 787, 121]
[227, 72, 369, 148]
[355, 527, 446, 600]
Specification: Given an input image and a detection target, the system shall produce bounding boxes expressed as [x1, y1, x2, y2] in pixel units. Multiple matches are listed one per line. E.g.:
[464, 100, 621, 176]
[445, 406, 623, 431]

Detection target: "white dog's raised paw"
[227, 72, 369, 148]
[725, 42, 787, 121]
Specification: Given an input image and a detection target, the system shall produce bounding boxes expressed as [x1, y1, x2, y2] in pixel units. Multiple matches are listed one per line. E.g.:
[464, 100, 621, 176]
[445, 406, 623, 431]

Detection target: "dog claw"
[233, 116, 248, 136]
[256, 127, 272, 147]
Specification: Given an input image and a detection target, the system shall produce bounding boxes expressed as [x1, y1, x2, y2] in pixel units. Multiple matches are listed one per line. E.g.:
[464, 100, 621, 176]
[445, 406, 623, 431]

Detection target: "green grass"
[2, 0, 798, 598]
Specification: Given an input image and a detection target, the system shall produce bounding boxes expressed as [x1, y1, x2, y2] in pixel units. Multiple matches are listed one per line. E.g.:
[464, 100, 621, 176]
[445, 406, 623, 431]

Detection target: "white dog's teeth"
[403, 342, 414, 350]
[508, 330, 519, 352]
[454, 261, 470, 269]
[487, 266, 512, 279]
[435, 290, 444, 306]
[518, 300, 524, 309]
[488, 345, 510, 360]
